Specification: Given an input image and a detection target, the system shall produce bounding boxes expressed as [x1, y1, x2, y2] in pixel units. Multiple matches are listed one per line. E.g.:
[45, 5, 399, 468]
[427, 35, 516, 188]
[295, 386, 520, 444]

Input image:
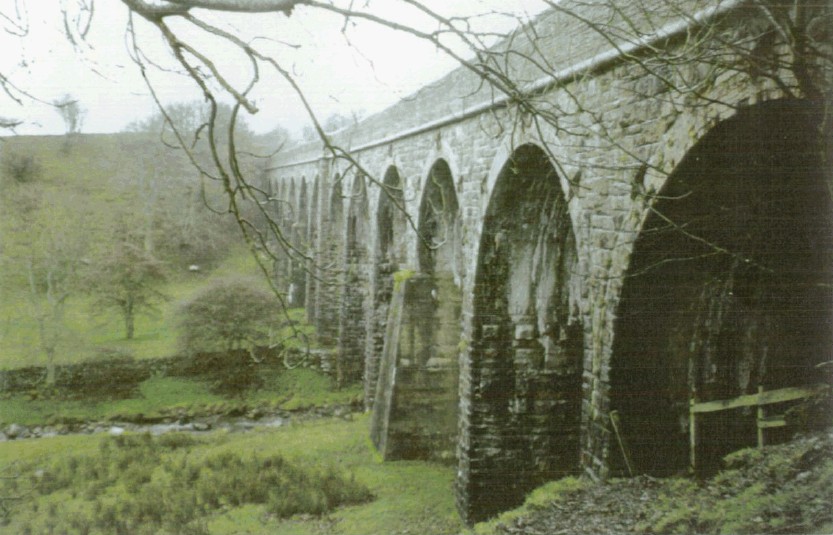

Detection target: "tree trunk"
[336, 353, 344, 389]
[28, 258, 57, 385]
[45, 347, 56, 385]
[125, 300, 135, 340]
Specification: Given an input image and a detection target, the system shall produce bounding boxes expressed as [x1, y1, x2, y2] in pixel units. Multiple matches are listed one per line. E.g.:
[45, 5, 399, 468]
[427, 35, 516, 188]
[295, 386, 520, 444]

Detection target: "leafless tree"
[0, 182, 88, 384]
[52, 93, 86, 153]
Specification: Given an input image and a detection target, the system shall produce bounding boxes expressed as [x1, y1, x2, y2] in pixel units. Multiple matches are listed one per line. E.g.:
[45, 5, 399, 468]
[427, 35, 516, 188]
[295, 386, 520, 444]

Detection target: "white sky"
[0, 0, 547, 137]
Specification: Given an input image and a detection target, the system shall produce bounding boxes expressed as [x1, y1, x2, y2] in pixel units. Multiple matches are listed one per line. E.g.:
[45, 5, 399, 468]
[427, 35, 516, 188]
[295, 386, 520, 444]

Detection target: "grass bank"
[0, 368, 362, 427]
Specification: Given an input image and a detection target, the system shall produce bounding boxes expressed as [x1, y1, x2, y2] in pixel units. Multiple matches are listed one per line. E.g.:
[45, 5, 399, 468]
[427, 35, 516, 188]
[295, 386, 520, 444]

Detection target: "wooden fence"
[689, 383, 829, 470]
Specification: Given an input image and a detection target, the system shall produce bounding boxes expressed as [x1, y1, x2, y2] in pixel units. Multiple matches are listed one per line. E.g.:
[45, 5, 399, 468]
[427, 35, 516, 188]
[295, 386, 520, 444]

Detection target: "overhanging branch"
[122, 0, 302, 20]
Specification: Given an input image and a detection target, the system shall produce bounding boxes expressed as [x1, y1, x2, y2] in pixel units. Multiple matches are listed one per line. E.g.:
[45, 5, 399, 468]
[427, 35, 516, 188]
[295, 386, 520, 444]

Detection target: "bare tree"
[52, 93, 86, 153]
[122, 103, 247, 268]
[0, 181, 88, 384]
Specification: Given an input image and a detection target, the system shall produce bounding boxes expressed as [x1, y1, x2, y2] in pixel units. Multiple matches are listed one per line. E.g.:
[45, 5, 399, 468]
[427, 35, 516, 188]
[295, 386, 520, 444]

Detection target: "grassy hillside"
[0, 133, 262, 369]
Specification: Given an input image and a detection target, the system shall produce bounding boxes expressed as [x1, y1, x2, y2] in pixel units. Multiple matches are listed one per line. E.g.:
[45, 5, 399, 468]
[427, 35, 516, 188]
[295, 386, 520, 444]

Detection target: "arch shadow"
[459, 143, 583, 522]
[609, 99, 833, 476]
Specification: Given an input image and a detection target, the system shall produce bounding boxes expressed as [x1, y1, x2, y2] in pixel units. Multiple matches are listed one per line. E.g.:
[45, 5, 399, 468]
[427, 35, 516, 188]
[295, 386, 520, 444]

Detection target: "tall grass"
[3, 432, 372, 534]
[0, 415, 464, 535]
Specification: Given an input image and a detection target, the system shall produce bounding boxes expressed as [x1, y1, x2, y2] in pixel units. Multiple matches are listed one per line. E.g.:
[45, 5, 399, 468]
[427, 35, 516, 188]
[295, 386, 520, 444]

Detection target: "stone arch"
[338, 173, 371, 386]
[481, 130, 582, 239]
[415, 143, 463, 218]
[411, 144, 464, 267]
[265, 176, 279, 221]
[375, 166, 408, 266]
[459, 143, 583, 522]
[364, 166, 409, 408]
[284, 178, 294, 221]
[305, 174, 320, 323]
[286, 178, 296, 232]
[609, 99, 833, 476]
[274, 178, 285, 207]
[279, 178, 297, 300]
[318, 174, 344, 345]
[415, 158, 464, 376]
[268, 177, 287, 274]
[418, 159, 462, 281]
[265, 177, 284, 292]
[370, 158, 464, 463]
[289, 178, 308, 308]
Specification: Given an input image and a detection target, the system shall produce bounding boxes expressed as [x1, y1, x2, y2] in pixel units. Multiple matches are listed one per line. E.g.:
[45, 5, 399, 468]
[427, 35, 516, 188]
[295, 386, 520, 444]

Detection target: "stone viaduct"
[266, 0, 833, 523]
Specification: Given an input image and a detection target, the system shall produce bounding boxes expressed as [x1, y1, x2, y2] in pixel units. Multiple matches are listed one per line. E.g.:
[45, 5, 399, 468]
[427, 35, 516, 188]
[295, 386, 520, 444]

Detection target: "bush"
[1, 152, 41, 184]
[178, 276, 281, 356]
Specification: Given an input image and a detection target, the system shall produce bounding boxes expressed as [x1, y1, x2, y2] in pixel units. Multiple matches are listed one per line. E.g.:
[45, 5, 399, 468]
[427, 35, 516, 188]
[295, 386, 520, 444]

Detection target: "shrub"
[8, 432, 373, 533]
[177, 276, 280, 356]
[1, 152, 41, 184]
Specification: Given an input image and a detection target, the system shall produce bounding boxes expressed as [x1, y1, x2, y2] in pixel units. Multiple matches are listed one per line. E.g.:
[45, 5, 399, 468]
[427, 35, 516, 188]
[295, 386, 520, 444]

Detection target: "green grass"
[0, 415, 465, 535]
[0, 377, 224, 426]
[195, 415, 464, 535]
[253, 368, 362, 410]
[0, 433, 102, 463]
[2, 432, 374, 534]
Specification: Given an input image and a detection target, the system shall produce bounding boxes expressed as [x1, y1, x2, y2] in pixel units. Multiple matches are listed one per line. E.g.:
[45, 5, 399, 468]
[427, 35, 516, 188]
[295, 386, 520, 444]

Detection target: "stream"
[1, 404, 356, 441]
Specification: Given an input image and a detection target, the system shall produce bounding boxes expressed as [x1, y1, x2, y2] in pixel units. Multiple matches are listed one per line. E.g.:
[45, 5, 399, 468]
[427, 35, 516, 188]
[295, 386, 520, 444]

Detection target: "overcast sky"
[1, 1, 546, 137]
